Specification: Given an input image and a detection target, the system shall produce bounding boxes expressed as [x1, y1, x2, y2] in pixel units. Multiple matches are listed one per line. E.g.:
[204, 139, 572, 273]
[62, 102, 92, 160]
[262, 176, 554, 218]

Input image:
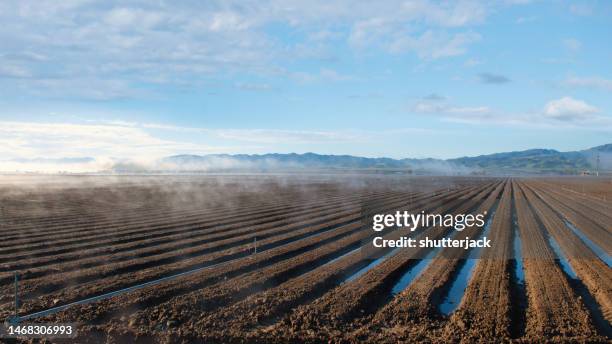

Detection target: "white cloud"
[0, 119, 367, 163]
[0, 63, 32, 78]
[447, 106, 491, 114]
[212, 129, 360, 144]
[563, 77, 612, 92]
[543, 97, 598, 121]
[0, 0, 505, 100]
[289, 68, 357, 83]
[141, 123, 360, 144]
[348, 17, 395, 48]
[209, 12, 252, 32]
[103, 8, 165, 30]
[1, 119, 445, 172]
[318, 68, 356, 81]
[347, 3, 484, 59]
[413, 97, 492, 117]
[412, 96, 611, 129]
[23, 78, 142, 100]
[0, 121, 221, 163]
[400, 0, 487, 27]
[388, 31, 481, 59]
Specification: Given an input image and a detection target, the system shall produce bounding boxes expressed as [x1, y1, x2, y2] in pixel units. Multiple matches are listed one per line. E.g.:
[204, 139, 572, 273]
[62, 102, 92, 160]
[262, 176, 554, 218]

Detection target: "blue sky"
[0, 0, 611, 171]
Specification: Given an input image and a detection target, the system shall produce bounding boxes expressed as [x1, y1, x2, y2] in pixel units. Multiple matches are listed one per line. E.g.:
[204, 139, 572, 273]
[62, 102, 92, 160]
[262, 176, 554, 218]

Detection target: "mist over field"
[1, 1, 611, 342]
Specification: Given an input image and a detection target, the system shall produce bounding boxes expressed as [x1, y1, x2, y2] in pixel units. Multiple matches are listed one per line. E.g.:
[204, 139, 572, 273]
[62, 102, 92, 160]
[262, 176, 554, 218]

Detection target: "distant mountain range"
[155, 143, 612, 175]
[4, 144, 610, 175]
[447, 144, 611, 174]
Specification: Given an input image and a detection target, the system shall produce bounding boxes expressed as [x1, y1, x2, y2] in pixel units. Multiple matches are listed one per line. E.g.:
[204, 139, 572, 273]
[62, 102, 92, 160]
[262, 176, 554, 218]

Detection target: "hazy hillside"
[162, 153, 408, 169]
[448, 149, 589, 173]
[157, 143, 611, 175]
[448, 144, 610, 173]
[5, 144, 609, 175]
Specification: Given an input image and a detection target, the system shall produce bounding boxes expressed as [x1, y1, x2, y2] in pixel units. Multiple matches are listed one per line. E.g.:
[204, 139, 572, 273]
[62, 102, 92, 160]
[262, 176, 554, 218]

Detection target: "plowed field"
[1, 175, 610, 342]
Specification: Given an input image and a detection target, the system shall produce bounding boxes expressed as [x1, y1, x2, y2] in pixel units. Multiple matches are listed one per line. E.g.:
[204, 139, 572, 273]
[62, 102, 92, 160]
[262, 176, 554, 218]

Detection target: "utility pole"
[596, 152, 600, 177]
[253, 237, 257, 255]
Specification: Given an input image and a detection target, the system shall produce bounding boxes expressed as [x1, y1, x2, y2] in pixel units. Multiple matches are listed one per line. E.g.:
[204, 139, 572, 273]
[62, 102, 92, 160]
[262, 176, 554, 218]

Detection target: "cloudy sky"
[1, 0, 611, 169]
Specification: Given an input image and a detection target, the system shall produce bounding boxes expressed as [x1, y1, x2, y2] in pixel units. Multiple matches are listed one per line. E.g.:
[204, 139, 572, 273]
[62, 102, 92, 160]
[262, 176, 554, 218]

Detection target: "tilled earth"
[0, 175, 610, 343]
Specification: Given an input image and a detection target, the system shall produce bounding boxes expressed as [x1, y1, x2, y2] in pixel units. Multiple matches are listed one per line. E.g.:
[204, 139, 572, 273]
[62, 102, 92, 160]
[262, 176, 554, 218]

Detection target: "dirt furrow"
[521, 182, 612, 334]
[1, 187, 470, 316]
[77, 183, 494, 343]
[513, 183, 598, 340]
[349, 181, 503, 343]
[251, 183, 499, 343]
[442, 180, 514, 342]
[0, 189, 390, 252]
[17, 185, 478, 330]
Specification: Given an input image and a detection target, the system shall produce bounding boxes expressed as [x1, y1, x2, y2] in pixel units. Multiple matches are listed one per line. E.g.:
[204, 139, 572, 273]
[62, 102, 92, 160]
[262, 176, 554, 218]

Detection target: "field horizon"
[3, 142, 612, 176]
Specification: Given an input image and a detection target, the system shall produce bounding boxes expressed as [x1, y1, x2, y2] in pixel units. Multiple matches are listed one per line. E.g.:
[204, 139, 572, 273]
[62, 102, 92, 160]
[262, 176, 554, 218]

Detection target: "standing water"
[438, 201, 499, 315]
[512, 223, 525, 284]
[563, 220, 611, 267]
[546, 235, 577, 278]
[509, 207, 528, 338]
[342, 248, 400, 283]
[391, 247, 438, 295]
